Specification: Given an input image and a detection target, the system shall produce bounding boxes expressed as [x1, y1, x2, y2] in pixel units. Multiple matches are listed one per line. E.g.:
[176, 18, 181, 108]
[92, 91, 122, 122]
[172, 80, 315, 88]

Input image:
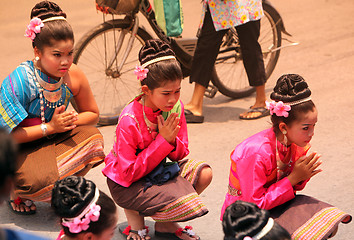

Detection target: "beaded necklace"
[34, 66, 64, 108]
[276, 138, 293, 181]
[32, 62, 64, 126]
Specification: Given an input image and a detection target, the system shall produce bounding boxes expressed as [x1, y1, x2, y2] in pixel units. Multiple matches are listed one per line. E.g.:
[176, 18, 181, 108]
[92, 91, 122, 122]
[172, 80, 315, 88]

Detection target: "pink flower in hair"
[85, 204, 101, 222]
[62, 203, 101, 234]
[266, 100, 291, 117]
[243, 237, 253, 240]
[24, 17, 44, 41]
[134, 65, 149, 81]
[62, 217, 90, 234]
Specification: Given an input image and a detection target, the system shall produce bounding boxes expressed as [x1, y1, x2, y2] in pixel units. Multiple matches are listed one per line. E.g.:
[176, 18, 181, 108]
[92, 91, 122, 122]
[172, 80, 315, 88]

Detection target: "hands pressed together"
[288, 152, 322, 187]
[48, 105, 78, 134]
[157, 113, 180, 145]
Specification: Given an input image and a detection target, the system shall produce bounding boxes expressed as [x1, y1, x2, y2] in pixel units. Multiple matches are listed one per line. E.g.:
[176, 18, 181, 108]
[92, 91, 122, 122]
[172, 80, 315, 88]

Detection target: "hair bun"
[270, 74, 311, 103]
[30, 1, 66, 20]
[223, 201, 269, 239]
[51, 176, 96, 218]
[139, 39, 175, 66]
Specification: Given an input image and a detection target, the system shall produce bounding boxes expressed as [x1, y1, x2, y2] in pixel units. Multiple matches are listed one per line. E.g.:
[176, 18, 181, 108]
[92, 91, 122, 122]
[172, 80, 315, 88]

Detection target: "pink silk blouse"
[221, 128, 310, 219]
[102, 97, 189, 187]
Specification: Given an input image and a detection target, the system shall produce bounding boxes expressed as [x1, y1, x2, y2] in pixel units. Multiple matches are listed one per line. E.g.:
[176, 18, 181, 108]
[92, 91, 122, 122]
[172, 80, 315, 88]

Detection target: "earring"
[282, 131, 288, 147]
[34, 56, 39, 62]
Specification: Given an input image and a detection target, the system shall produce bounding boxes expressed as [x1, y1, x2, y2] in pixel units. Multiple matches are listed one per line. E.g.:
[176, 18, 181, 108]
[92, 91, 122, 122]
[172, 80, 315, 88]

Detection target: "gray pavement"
[1, 0, 353, 239]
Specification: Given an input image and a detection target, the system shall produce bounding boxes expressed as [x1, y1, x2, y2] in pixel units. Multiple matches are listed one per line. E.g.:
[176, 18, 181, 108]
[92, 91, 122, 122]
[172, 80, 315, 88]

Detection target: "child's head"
[268, 74, 317, 147]
[0, 128, 17, 204]
[222, 201, 291, 240]
[28, 1, 74, 51]
[137, 39, 183, 90]
[52, 176, 118, 240]
[137, 39, 183, 111]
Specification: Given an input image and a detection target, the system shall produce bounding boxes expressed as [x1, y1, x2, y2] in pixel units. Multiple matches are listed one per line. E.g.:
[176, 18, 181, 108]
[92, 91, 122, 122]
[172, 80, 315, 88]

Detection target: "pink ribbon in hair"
[24, 17, 44, 41]
[134, 65, 149, 81]
[62, 203, 101, 234]
[266, 100, 291, 117]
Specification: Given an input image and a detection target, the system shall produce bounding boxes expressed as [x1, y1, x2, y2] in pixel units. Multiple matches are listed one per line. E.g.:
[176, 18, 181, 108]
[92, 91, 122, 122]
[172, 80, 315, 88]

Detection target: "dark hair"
[52, 176, 117, 237]
[0, 128, 17, 187]
[138, 39, 182, 90]
[223, 201, 291, 240]
[30, 1, 74, 50]
[270, 74, 316, 133]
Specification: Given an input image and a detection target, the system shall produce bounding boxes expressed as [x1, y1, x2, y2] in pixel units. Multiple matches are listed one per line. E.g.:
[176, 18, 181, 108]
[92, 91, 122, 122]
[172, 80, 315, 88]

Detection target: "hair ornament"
[42, 16, 66, 23]
[61, 188, 101, 233]
[243, 237, 253, 240]
[134, 65, 149, 81]
[284, 96, 312, 106]
[24, 16, 66, 41]
[24, 17, 44, 41]
[252, 218, 274, 239]
[266, 100, 291, 117]
[141, 55, 176, 68]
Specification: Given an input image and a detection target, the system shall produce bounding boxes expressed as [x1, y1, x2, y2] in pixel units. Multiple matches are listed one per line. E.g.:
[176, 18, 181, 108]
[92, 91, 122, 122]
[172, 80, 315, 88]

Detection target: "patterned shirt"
[0, 61, 73, 132]
[200, 0, 264, 31]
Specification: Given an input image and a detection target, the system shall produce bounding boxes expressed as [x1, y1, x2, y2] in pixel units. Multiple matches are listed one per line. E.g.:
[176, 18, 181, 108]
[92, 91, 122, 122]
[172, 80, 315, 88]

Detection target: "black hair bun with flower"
[223, 200, 269, 239]
[31, 1, 67, 20]
[51, 176, 96, 218]
[270, 74, 311, 103]
[139, 39, 176, 66]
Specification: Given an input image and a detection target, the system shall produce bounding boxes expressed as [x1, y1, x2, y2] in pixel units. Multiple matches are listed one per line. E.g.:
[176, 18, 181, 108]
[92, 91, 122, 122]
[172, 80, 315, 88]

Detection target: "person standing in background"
[185, 0, 269, 123]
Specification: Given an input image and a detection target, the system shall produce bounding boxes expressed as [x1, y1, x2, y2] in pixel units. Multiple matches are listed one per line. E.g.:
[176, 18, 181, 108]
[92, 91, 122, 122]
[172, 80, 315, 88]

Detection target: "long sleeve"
[103, 114, 175, 187]
[167, 104, 189, 161]
[237, 152, 295, 210]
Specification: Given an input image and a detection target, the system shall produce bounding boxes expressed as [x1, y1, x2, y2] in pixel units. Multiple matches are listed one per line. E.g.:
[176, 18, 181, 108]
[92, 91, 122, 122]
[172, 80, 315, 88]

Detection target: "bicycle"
[73, 0, 294, 125]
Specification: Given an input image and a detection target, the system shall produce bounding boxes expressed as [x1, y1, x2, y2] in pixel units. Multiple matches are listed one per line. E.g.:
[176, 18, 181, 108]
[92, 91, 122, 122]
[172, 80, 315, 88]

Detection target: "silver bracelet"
[40, 123, 48, 137]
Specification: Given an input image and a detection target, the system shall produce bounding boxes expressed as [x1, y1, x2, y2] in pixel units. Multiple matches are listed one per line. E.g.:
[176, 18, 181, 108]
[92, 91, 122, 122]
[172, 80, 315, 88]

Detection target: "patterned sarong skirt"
[14, 126, 105, 202]
[269, 194, 352, 240]
[107, 158, 210, 222]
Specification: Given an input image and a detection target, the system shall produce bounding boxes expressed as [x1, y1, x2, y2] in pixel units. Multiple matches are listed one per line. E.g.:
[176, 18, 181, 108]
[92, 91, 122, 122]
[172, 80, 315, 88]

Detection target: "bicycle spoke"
[74, 21, 149, 123]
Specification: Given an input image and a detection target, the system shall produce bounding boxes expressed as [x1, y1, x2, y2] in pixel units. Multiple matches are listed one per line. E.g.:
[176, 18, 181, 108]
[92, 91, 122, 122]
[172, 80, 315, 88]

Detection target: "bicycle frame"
[102, 0, 293, 79]
[74, 0, 295, 125]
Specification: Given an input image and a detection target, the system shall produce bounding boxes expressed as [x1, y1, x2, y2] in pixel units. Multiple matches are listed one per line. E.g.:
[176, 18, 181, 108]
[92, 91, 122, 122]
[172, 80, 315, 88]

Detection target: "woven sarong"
[108, 158, 209, 222]
[269, 195, 352, 240]
[14, 126, 105, 202]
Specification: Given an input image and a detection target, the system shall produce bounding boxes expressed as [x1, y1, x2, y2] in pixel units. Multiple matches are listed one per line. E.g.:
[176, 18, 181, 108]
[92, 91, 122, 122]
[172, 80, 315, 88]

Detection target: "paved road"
[1, 0, 353, 239]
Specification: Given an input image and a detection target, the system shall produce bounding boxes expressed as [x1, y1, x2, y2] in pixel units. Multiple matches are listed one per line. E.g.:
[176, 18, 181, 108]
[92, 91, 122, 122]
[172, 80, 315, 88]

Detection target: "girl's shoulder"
[3, 61, 36, 92]
[117, 100, 142, 130]
[66, 64, 86, 95]
[233, 128, 274, 159]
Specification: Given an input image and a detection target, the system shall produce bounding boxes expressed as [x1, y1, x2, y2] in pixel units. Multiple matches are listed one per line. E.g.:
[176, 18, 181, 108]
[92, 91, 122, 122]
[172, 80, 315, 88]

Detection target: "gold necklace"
[34, 66, 64, 107]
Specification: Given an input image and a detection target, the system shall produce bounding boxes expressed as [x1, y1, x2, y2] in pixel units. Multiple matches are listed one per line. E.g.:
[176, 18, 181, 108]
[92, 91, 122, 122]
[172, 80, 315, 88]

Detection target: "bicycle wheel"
[73, 19, 152, 125]
[211, 4, 282, 99]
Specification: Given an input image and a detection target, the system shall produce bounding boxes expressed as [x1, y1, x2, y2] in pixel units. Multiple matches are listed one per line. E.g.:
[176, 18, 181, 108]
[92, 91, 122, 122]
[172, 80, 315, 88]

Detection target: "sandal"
[8, 197, 36, 215]
[155, 225, 200, 240]
[239, 107, 270, 120]
[120, 225, 149, 239]
[184, 109, 204, 124]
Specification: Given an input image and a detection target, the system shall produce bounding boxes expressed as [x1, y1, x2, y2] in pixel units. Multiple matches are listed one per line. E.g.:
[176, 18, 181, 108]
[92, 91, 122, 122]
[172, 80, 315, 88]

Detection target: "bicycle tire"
[73, 19, 152, 125]
[211, 3, 282, 99]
